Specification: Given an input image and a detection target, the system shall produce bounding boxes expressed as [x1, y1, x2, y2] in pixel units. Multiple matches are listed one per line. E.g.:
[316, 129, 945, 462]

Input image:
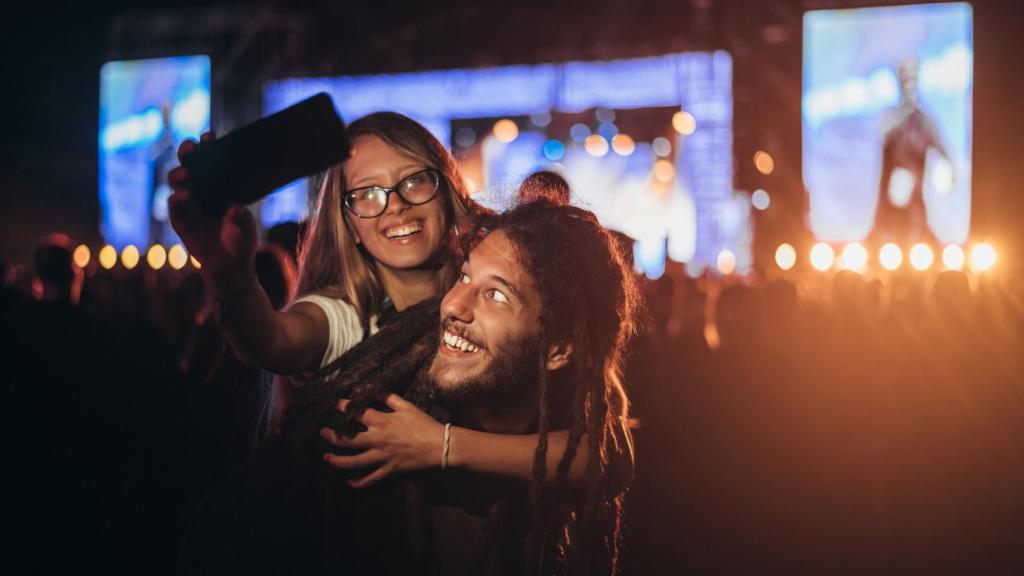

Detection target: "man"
[872, 58, 954, 247]
[321, 200, 638, 575]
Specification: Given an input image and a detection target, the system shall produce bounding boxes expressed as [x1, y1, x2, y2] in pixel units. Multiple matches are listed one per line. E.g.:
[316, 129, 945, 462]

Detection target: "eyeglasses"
[343, 169, 442, 218]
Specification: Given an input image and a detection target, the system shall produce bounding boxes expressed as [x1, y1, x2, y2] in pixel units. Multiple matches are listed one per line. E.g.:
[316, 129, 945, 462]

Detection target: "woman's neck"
[377, 266, 443, 311]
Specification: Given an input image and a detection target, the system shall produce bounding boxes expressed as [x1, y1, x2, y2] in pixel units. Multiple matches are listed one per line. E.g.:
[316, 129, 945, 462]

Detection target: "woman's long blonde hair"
[295, 112, 484, 327]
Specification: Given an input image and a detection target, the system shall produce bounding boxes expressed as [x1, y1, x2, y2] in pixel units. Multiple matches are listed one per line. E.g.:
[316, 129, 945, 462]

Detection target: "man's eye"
[460, 272, 470, 284]
[489, 290, 509, 304]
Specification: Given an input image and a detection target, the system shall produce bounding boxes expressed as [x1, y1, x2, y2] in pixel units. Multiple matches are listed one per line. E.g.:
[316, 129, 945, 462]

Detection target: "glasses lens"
[401, 171, 440, 204]
[349, 188, 388, 217]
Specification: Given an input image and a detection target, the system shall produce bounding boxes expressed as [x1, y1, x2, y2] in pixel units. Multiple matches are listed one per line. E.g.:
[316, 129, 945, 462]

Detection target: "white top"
[290, 294, 380, 369]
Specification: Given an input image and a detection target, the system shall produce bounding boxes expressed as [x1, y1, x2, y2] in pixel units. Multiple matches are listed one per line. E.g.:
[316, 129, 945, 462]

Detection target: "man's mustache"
[440, 317, 487, 351]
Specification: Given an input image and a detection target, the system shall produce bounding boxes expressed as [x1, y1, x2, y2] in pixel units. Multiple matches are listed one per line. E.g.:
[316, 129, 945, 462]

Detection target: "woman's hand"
[321, 394, 445, 488]
[167, 133, 258, 299]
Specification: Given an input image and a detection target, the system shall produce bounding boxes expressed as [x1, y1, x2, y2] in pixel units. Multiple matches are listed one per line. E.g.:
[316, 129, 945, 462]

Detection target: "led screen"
[99, 56, 211, 248]
[803, 3, 972, 246]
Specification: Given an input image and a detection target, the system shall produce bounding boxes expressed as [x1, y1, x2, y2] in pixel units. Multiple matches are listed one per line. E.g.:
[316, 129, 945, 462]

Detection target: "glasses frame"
[342, 168, 442, 219]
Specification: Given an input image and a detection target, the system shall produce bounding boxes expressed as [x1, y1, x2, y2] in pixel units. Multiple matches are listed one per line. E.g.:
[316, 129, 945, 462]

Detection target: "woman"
[169, 111, 624, 489]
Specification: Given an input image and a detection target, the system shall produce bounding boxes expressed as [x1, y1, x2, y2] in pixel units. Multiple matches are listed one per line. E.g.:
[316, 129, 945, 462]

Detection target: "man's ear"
[545, 342, 574, 371]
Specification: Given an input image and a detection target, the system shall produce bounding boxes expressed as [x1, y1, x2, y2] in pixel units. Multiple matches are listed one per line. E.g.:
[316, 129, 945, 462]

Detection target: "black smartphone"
[182, 92, 350, 217]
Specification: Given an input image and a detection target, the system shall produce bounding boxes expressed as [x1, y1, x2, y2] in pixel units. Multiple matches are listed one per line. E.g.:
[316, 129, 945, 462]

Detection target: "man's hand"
[321, 394, 445, 488]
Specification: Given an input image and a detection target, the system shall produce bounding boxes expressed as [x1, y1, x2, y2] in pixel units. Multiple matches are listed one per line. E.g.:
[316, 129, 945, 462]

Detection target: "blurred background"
[2, 0, 1023, 573]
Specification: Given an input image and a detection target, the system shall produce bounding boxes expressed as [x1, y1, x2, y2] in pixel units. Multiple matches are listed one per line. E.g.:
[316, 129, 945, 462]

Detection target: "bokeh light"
[190, 255, 202, 269]
[775, 243, 796, 270]
[652, 137, 672, 157]
[584, 134, 609, 157]
[909, 243, 934, 271]
[611, 134, 635, 156]
[841, 242, 868, 272]
[492, 119, 519, 143]
[98, 245, 117, 270]
[751, 189, 770, 211]
[168, 244, 188, 270]
[570, 123, 591, 143]
[120, 245, 140, 270]
[672, 110, 697, 135]
[716, 249, 737, 275]
[147, 244, 167, 270]
[72, 245, 90, 269]
[810, 242, 835, 271]
[879, 243, 903, 271]
[969, 243, 996, 272]
[754, 150, 775, 175]
[942, 245, 965, 270]
[542, 139, 566, 161]
[653, 159, 675, 182]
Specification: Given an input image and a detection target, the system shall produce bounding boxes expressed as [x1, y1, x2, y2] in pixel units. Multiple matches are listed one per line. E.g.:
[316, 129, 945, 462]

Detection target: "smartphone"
[182, 92, 350, 217]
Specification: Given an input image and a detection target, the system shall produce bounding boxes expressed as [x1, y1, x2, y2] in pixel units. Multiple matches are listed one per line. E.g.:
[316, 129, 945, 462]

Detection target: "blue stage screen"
[803, 3, 972, 246]
[264, 51, 736, 276]
[99, 56, 211, 249]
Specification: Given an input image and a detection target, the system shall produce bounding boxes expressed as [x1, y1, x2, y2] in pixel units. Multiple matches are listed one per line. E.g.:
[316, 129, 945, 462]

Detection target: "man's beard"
[430, 332, 542, 413]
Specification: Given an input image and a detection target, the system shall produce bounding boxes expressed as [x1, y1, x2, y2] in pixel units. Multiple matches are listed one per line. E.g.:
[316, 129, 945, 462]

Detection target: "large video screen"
[803, 3, 972, 246]
[264, 51, 736, 276]
[99, 56, 211, 249]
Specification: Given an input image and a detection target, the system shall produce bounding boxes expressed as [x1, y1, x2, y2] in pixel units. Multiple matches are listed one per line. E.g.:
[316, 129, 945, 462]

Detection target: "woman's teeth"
[443, 330, 480, 353]
[385, 222, 423, 238]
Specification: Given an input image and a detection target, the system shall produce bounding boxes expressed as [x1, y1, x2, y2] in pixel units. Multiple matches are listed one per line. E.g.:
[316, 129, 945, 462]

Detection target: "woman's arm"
[321, 394, 634, 490]
[167, 138, 329, 375]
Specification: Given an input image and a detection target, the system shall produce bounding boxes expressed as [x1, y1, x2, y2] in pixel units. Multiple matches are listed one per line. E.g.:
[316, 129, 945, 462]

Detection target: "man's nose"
[441, 282, 474, 323]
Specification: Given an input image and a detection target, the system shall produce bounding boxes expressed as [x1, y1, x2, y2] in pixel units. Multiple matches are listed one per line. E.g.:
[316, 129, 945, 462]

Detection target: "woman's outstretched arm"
[168, 138, 330, 375]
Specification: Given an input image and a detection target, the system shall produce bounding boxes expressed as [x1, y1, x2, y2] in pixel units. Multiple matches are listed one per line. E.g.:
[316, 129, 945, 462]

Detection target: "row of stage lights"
[71, 244, 201, 271]
[483, 110, 699, 165]
[766, 242, 997, 274]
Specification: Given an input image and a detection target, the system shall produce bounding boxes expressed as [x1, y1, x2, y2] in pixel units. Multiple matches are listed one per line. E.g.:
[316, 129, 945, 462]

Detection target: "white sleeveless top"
[290, 294, 381, 369]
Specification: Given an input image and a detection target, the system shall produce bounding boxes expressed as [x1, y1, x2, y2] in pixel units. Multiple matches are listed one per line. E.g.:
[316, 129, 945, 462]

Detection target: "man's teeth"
[443, 330, 479, 353]
[385, 223, 423, 238]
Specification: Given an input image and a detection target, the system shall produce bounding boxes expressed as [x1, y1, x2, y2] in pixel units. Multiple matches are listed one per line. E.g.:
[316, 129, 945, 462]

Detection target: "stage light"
[595, 107, 615, 123]
[147, 244, 167, 270]
[879, 243, 902, 271]
[716, 248, 736, 275]
[190, 255, 202, 269]
[970, 243, 996, 272]
[542, 139, 566, 161]
[909, 243, 934, 270]
[492, 119, 518, 143]
[121, 245, 140, 270]
[751, 189, 770, 211]
[942, 245, 965, 270]
[754, 150, 775, 175]
[598, 122, 618, 140]
[98, 245, 117, 270]
[653, 159, 675, 182]
[530, 111, 551, 127]
[584, 134, 609, 157]
[841, 242, 868, 272]
[454, 127, 477, 148]
[652, 137, 672, 157]
[72, 245, 90, 269]
[570, 123, 591, 143]
[611, 134, 635, 156]
[810, 242, 834, 271]
[672, 110, 697, 135]
[168, 244, 188, 270]
[775, 243, 796, 270]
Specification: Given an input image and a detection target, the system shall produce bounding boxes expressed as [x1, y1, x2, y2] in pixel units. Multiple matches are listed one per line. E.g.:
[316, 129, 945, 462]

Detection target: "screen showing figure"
[99, 56, 211, 249]
[803, 3, 972, 247]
